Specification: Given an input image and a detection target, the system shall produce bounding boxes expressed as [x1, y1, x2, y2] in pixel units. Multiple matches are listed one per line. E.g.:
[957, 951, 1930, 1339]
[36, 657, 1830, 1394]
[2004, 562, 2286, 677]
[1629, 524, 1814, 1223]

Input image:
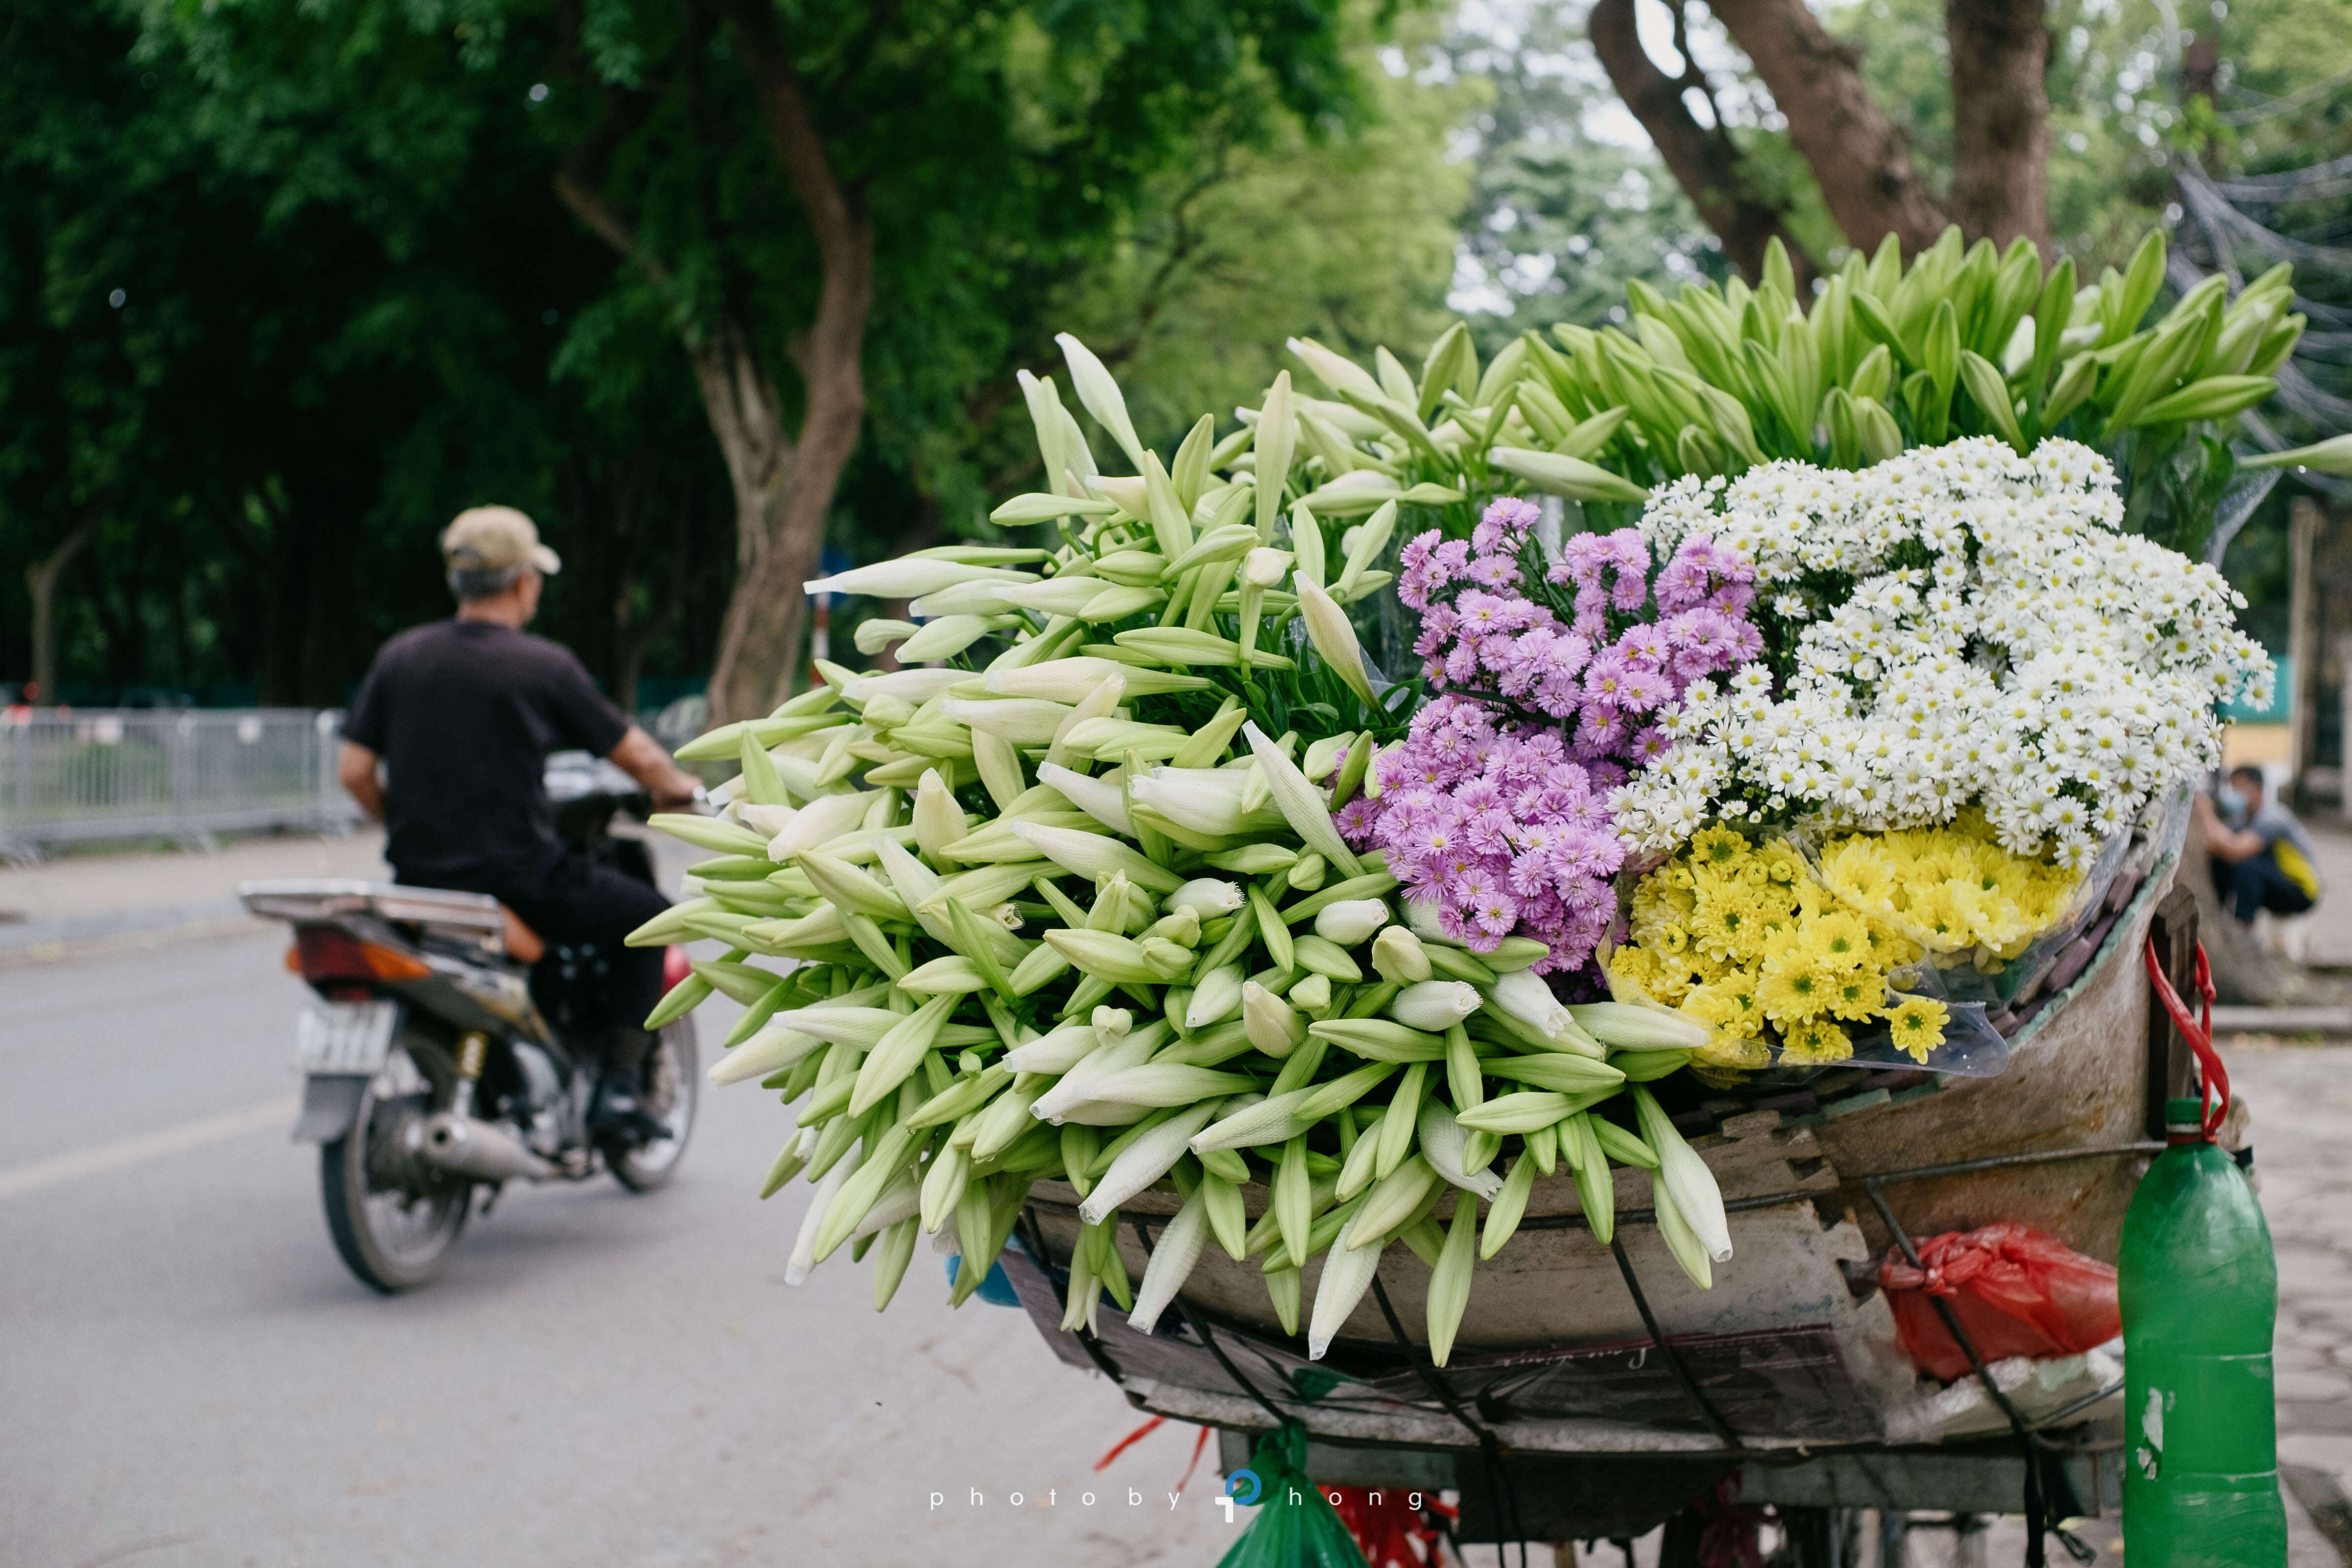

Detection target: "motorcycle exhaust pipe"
[412, 1111, 558, 1182]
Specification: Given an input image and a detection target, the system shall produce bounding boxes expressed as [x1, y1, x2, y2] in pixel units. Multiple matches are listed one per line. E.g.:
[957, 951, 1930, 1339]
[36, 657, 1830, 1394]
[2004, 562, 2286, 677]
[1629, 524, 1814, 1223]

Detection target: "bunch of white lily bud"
[640, 331, 1726, 1369]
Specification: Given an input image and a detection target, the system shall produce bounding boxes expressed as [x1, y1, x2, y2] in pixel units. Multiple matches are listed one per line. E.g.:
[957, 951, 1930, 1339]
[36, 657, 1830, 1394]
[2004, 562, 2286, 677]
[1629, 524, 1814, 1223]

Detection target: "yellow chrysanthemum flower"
[1822, 840, 1898, 913]
[1779, 1017, 1854, 1065]
[1758, 952, 1833, 1023]
[1806, 911, 1872, 971]
[1885, 995, 1951, 1064]
[1826, 966, 1888, 1021]
[1903, 885, 1972, 953]
[1689, 825, 1748, 871]
[1681, 980, 1762, 1050]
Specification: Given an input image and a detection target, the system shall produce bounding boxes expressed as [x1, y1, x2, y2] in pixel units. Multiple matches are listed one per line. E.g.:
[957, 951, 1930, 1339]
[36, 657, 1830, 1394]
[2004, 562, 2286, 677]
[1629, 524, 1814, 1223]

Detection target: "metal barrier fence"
[0, 709, 360, 860]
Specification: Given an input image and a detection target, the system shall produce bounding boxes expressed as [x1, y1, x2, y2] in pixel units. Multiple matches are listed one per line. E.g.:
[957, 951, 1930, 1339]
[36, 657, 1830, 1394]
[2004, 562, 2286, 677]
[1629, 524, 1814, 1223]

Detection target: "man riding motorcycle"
[336, 505, 703, 1144]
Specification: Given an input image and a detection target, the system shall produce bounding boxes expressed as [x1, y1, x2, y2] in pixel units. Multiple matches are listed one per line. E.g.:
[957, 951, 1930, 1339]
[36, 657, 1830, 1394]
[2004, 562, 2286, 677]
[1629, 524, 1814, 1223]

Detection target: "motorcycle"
[240, 754, 698, 1292]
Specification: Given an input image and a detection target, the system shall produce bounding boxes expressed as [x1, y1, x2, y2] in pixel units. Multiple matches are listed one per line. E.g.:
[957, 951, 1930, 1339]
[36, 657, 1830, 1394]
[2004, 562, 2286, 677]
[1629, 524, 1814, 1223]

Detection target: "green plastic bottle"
[2119, 1095, 2284, 1567]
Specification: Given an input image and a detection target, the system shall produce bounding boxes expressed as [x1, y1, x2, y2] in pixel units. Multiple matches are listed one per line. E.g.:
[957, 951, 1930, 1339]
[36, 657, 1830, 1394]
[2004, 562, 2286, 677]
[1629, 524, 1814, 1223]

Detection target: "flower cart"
[640, 229, 2291, 1564]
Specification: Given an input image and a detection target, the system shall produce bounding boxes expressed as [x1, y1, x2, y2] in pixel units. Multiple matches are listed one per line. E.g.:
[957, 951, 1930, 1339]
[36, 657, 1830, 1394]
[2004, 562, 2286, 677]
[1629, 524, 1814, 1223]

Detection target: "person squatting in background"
[2198, 765, 2324, 925]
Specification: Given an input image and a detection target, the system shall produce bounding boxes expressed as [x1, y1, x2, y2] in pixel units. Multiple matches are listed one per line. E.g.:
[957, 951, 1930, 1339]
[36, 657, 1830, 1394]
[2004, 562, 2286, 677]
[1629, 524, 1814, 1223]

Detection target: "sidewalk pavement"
[0, 830, 392, 967]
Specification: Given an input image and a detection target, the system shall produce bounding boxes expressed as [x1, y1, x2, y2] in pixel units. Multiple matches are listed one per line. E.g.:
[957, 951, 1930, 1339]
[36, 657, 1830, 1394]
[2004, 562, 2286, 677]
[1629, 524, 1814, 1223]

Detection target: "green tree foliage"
[947, 16, 1470, 514]
[3, 0, 1466, 713]
[0, 0, 734, 705]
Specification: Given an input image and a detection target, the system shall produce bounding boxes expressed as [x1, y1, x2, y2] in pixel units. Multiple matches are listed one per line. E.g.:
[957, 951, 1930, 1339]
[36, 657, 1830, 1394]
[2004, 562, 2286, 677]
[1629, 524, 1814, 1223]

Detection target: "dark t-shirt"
[343, 620, 629, 885]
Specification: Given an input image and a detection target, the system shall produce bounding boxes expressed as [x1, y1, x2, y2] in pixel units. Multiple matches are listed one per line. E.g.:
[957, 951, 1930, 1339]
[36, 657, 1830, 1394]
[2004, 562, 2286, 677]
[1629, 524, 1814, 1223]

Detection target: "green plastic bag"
[1217, 1424, 1370, 1568]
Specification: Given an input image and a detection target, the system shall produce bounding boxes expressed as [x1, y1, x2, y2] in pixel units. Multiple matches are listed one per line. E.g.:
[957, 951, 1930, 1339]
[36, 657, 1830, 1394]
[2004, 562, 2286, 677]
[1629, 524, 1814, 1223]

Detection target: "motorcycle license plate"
[293, 998, 399, 1076]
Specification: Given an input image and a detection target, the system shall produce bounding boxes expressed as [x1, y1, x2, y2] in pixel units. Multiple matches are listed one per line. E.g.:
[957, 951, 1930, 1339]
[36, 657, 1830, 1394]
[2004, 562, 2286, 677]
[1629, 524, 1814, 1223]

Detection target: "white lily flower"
[1253, 373, 1296, 539]
[1296, 578, 1378, 708]
[1487, 969, 1573, 1042]
[1416, 1099, 1503, 1200]
[1128, 767, 1268, 836]
[1307, 1207, 1385, 1360]
[1303, 734, 1349, 782]
[839, 667, 968, 705]
[734, 802, 796, 837]
[1286, 335, 1383, 400]
[707, 1025, 821, 1086]
[804, 560, 1034, 599]
[912, 769, 965, 863]
[1078, 1101, 1223, 1225]
[1312, 899, 1388, 946]
[1058, 333, 1149, 473]
[1128, 1189, 1209, 1334]
[1371, 925, 1432, 982]
[1404, 895, 1456, 944]
[1241, 721, 1361, 877]
[1296, 468, 1403, 518]
[767, 791, 872, 859]
[896, 616, 998, 662]
[942, 698, 1074, 747]
[1241, 546, 1292, 588]
[1032, 1028, 1159, 1124]
[1392, 980, 1484, 1032]
[908, 581, 1017, 618]
[1036, 762, 1133, 835]
[1087, 473, 1149, 518]
[986, 657, 1128, 703]
[1186, 964, 1247, 1029]
[874, 833, 945, 908]
[998, 577, 1116, 618]
[1001, 1021, 1103, 1074]
[1241, 982, 1307, 1057]
[1337, 501, 1398, 592]
[786, 1144, 860, 1286]
[1009, 820, 1182, 893]
[854, 619, 918, 654]
[1165, 878, 1245, 918]
[1045, 673, 1126, 769]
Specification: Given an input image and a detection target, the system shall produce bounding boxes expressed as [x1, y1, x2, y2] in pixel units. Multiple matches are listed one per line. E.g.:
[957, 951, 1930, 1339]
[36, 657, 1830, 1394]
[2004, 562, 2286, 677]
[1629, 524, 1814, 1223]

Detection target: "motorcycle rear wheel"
[609, 1017, 698, 1193]
[321, 1039, 472, 1292]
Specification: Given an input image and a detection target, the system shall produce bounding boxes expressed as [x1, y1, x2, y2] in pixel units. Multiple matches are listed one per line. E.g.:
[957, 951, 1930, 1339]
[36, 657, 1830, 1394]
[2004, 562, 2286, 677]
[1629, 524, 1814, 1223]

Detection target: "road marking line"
[0, 1097, 297, 1201]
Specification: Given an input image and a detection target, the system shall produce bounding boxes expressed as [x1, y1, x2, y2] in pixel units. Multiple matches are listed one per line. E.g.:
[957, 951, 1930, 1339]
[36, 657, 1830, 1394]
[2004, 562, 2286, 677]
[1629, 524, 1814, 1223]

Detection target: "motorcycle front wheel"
[321, 1039, 472, 1292]
[609, 1017, 698, 1193]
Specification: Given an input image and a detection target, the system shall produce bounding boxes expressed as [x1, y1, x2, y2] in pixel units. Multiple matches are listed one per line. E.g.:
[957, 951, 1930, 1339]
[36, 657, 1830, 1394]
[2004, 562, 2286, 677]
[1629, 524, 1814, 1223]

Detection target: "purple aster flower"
[1473, 498, 1541, 557]
[1334, 795, 1381, 846]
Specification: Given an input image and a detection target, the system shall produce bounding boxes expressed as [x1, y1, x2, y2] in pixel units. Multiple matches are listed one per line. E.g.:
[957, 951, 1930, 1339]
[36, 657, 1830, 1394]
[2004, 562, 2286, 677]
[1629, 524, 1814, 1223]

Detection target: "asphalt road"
[2, 927, 1242, 1568]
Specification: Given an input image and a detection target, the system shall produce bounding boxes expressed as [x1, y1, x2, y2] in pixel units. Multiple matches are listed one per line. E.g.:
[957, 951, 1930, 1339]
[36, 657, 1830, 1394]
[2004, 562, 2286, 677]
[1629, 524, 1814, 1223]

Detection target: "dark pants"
[402, 850, 671, 1070]
[2212, 849, 2316, 924]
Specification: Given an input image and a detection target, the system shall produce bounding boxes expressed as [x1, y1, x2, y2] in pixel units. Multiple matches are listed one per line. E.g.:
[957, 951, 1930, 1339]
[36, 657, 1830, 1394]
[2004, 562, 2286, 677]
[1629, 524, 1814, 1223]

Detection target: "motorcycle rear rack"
[239, 878, 507, 958]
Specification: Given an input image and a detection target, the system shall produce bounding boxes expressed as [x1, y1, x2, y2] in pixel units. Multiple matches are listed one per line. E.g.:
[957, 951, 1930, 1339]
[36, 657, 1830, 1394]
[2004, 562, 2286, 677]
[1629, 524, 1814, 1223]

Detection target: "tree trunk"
[702, 0, 875, 723]
[1590, 0, 1820, 288]
[25, 519, 96, 704]
[1945, 0, 2052, 253]
[555, 3, 875, 727]
[1704, 0, 1951, 256]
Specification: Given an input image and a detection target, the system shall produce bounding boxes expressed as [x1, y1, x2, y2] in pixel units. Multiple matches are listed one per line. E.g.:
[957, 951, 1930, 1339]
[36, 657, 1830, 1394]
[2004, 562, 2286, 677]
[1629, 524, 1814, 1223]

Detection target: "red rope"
[1094, 1416, 1164, 1471]
[2142, 935, 2228, 1141]
[1093, 1417, 1217, 1498]
[1176, 1424, 1213, 1497]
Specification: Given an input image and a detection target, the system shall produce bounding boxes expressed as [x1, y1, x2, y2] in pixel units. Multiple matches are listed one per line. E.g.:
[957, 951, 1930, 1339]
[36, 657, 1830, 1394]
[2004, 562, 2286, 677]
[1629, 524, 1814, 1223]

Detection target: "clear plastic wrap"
[1598, 785, 2190, 1082]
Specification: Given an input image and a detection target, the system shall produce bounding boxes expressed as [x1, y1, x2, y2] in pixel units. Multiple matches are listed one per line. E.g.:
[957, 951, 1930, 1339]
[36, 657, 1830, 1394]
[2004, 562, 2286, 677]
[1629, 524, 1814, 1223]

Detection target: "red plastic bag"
[1878, 1222, 2120, 1382]
[1326, 1485, 1457, 1568]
